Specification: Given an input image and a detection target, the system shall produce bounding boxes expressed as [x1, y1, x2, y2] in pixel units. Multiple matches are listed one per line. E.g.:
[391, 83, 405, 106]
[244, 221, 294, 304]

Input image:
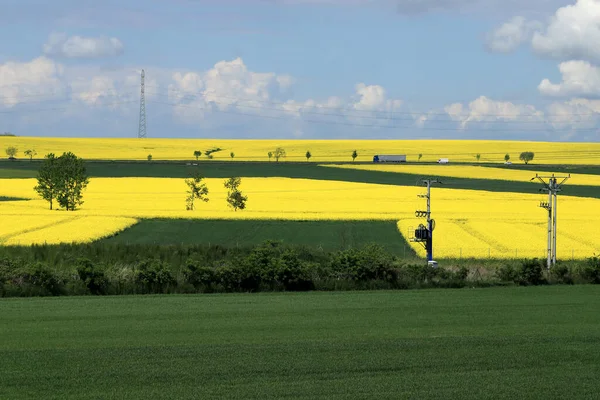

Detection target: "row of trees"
[185, 174, 248, 211]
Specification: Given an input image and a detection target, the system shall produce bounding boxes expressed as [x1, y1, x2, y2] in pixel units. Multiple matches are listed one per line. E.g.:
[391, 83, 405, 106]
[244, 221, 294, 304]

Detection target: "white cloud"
[444, 96, 544, 129]
[539, 60, 600, 97]
[531, 0, 600, 62]
[486, 16, 542, 53]
[0, 57, 65, 107]
[43, 32, 124, 59]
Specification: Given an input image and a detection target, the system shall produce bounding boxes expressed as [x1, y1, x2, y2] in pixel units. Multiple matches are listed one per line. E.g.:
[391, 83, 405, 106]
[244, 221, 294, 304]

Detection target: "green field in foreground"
[102, 219, 416, 256]
[1, 287, 599, 399]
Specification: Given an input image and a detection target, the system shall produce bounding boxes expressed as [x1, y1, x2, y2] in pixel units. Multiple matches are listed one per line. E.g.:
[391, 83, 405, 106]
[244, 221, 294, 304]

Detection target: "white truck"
[373, 154, 407, 163]
[437, 158, 449, 164]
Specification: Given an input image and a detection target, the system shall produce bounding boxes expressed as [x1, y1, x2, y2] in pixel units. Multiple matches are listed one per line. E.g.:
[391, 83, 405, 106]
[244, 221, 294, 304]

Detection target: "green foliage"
[476, 153, 481, 162]
[55, 152, 90, 211]
[5, 146, 18, 158]
[418, 153, 423, 161]
[352, 150, 358, 161]
[224, 177, 247, 211]
[193, 150, 202, 160]
[147, 154, 152, 161]
[34, 153, 59, 210]
[134, 259, 175, 294]
[230, 152, 235, 159]
[76, 258, 108, 295]
[505, 153, 510, 162]
[576, 256, 600, 284]
[24, 149, 36, 161]
[496, 259, 546, 286]
[519, 151, 535, 164]
[0, 132, 15, 136]
[185, 172, 209, 210]
[306, 151, 312, 161]
[267, 151, 273, 161]
[273, 147, 286, 162]
[550, 264, 573, 285]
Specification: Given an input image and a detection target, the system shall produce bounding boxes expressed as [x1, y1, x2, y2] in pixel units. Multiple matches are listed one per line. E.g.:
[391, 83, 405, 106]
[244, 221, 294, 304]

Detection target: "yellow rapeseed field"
[2, 137, 600, 164]
[323, 164, 600, 186]
[0, 177, 599, 258]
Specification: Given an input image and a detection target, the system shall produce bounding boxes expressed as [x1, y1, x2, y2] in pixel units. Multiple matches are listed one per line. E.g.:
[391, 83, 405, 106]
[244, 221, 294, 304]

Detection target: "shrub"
[496, 263, 520, 283]
[184, 261, 217, 292]
[518, 259, 546, 286]
[76, 258, 108, 295]
[550, 264, 573, 285]
[576, 256, 600, 284]
[134, 259, 175, 294]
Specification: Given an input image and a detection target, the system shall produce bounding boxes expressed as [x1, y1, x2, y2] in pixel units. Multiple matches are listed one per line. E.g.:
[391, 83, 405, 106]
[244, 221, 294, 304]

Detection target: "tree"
[224, 177, 247, 211]
[147, 154, 152, 161]
[306, 151, 312, 161]
[24, 149, 37, 161]
[504, 154, 510, 162]
[5, 146, 17, 159]
[193, 150, 202, 160]
[230, 152, 235, 159]
[418, 153, 423, 162]
[476, 153, 481, 163]
[519, 151, 534, 165]
[34, 153, 59, 210]
[55, 152, 90, 211]
[352, 150, 358, 162]
[185, 172, 209, 210]
[268, 151, 273, 161]
[274, 147, 286, 162]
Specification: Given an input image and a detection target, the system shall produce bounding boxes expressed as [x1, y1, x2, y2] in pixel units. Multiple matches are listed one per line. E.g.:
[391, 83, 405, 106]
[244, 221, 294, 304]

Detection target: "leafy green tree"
[274, 147, 286, 162]
[352, 150, 358, 161]
[504, 154, 510, 162]
[147, 154, 152, 161]
[185, 172, 209, 210]
[5, 146, 17, 158]
[306, 151, 312, 161]
[476, 153, 481, 162]
[224, 177, 247, 211]
[230, 152, 235, 159]
[34, 153, 59, 210]
[55, 152, 90, 211]
[24, 149, 37, 161]
[418, 153, 423, 162]
[193, 150, 202, 160]
[519, 151, 534, 165]
[268, 151, 273, 161]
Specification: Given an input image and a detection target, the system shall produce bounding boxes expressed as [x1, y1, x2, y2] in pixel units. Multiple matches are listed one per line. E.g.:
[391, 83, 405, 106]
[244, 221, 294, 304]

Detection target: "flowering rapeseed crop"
[323, 164, 600, 187]
[2, 137, 600, 164]
[0, 177, 599, 258]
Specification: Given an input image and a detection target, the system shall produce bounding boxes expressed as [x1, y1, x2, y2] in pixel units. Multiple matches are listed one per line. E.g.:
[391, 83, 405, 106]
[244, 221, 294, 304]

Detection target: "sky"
[1, 0, 600, 141]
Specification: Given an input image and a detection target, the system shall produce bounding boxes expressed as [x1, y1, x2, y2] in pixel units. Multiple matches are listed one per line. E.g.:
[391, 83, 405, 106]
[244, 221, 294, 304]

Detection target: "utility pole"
[412, 178, 441, 265]
[138, 69, 147, 139]
[532, 173, 570, 269]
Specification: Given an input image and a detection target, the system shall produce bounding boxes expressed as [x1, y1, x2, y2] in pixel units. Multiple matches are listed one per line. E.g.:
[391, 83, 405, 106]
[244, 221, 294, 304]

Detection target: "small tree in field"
[34, 153, 59, 210]
[268, 151, 273, 162]
[352, 150, 358, 162]
[147, 154, 152, 161]
[185, 172, 209, 210]
[274, 147, 286, 162]
[418, 153, 423, 162]
[55, 152, 90, 211]
[475, 153, 481, 163]
[505, 154, 510, 162]
[193, 150, 202, 160]
[224, 177, 247, 211]
[24, 149, 37, 161]
[230, 152, 235, 159]
[5, 146, 17, 159]
[519, 151, 534, 165]
[306, 151, 312, 161]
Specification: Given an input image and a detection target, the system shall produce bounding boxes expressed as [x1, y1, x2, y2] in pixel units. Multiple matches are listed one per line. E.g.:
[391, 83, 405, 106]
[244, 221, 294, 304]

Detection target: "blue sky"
[1, 0, 599, 141]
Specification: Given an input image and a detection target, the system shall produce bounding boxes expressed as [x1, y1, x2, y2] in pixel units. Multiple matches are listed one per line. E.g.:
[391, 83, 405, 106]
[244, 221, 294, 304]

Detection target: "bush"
[550, 264, 573, 285]
[184, 262, 217, 292]
[518, 259, 546, 286]
[76, 258, 108, 295]
[496, 264, 520, 283]
[576, 256, 600, 284]
[134, 259, 175, 294]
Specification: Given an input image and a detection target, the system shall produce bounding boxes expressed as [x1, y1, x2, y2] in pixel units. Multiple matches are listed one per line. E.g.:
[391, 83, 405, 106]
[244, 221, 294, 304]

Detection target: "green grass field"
[1, 286, 599, 399]
[2, 160, 600, 199]
[102, 219, 416, 255]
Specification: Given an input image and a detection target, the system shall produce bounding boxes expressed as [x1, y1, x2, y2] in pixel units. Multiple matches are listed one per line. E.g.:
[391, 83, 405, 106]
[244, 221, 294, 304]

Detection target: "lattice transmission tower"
[138, 69, 147, 138]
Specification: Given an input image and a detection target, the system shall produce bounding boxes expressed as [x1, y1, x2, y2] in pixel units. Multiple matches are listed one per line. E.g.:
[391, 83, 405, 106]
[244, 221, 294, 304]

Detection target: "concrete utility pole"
[532, 173, 570, 269]
[413, 178, 441, 264]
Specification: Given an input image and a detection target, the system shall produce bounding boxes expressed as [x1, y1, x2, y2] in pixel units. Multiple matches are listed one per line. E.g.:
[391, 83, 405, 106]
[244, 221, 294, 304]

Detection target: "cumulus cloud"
[486, 16, 542, 53]
[0, 57, 65, 107]
[538, 60, 600, 97]
[43, 32, 124, 59]
[444, 96, 544, 129]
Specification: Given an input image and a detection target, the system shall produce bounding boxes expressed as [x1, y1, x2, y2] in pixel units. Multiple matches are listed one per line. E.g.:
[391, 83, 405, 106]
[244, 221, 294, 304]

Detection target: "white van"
[437, 158, 449, 164]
